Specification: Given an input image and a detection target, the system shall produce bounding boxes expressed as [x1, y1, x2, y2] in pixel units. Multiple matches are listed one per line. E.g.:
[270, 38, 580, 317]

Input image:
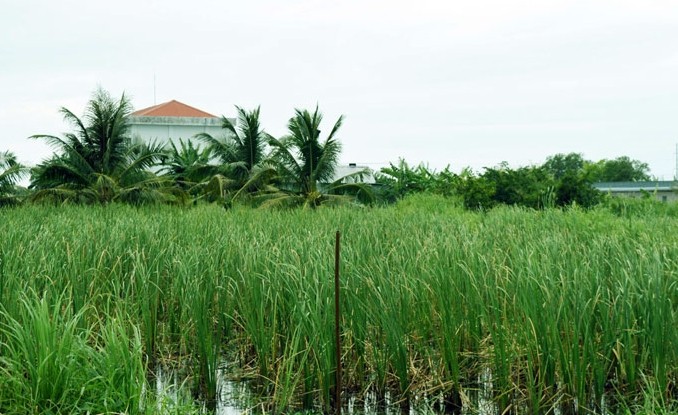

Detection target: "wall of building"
[128, 116, 231, 147]
[593, 181, 678, 202]
[603, 190, 678, 202]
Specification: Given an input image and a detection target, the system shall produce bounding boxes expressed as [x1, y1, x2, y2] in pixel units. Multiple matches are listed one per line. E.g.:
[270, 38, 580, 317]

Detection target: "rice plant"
[0, 197, 677, 413]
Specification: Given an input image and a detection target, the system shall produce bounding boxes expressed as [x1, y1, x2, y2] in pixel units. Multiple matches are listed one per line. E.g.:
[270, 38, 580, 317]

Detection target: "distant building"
[128, 100, 231, 147]
[593, 181, 677, 202]
[332, 163, 375, 184]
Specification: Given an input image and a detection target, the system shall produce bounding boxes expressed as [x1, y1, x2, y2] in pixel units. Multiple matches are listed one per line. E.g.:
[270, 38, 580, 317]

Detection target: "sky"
[2, 0, 678, 179]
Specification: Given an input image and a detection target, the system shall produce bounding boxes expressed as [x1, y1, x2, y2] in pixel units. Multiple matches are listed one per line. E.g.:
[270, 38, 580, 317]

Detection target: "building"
[593, 181, 678, 202]
[128, 100, 231, 147]
[332, 163, 375, 184]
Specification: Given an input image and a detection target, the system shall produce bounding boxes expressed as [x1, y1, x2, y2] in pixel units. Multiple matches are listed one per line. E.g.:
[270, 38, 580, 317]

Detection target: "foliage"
[269, 106, 342, 195]
[191, 106, 282, 206]
[266, 106, 373, 208]
[375, 159, 458, 202]
[454, 167, 496, 210]
[160, 138, 214, 187]
[7, 87, 657, 210]
[0, 150, 27, 206]
[586, 155, 651, 182]
[555, 170, 602, 207]
[29, 87, 178, 205]
[0, 293, 148, 414]
[376, 155, 605, 209]
[540, 153, 603, 207]
[159, 138, 227, 206]
[480, 162, 554, 209]
[1, 200, 677, 413]
[542, 152, 586, 180]
[196, 106, 271, 180]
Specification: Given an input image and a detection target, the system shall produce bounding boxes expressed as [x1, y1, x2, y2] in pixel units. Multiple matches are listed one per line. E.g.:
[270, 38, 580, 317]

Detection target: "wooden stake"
[334, 230, 342, 415]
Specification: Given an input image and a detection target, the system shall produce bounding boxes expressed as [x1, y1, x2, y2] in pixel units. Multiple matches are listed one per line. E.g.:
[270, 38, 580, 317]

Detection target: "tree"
[265, 107, 373, 208]
[0, 151, 27, 206]
[29, 88, 176, 204]
[555, 171, 601, 207]
[585, 156, 651, 182]
[195, 106, 277, 204]
[160, 139, 214, 189]
[375, 160, 459, 202]
[542, 153, 586, 180]
[481, 163, 554, 209]
[540, 153, 608, 208]
[456, 168, 496, 210]
[196, 106, 271, 177]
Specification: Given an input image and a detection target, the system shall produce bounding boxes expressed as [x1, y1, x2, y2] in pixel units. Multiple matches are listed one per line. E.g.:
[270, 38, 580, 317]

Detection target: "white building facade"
[128, 100, 231, 147]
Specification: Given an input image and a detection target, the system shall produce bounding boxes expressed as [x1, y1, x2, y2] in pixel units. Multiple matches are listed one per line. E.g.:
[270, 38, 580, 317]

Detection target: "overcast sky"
[2, 0, 678, 178]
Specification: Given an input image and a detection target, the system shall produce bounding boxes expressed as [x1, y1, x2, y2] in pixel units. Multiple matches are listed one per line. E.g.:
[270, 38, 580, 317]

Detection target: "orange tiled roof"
[132, 100, 217, 118]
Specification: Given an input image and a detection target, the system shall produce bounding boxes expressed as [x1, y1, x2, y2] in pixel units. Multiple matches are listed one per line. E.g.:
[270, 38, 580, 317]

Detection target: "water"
[154, 363, 618, 414]
[153, 362, 253, 414]
[153, 364, 489, 414]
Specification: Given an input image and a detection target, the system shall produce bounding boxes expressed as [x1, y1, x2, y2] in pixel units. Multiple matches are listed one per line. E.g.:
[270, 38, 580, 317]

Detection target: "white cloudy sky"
[2, 0, 678, 178]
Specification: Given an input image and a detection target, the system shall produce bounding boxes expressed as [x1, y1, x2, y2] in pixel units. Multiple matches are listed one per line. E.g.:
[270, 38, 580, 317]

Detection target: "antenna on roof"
[153, 72, 157, 106]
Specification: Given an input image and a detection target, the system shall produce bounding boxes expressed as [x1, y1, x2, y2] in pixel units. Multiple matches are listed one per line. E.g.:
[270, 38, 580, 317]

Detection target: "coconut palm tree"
[0, 150, 27, 206]
[195, 106, 278, 204]
[160, 139, 214, 187]
[265, 107, 373, 208]
[159, 138, 239, 204]
[29, 88, 177, 204]
[196, 106, 271, 179]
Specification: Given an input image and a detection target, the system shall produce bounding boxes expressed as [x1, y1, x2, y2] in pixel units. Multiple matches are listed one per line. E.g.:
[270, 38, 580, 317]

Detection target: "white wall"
[128, 116, 232, 147]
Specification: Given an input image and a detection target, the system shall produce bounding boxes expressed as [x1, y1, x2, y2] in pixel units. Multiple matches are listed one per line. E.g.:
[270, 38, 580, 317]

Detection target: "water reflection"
[155, 363, 498, 415]
[215, 365, 252, 415]
[155, 363, 615, 414]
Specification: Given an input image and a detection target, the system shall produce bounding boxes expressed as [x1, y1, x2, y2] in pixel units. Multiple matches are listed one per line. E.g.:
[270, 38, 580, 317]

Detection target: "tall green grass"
[0, 196, 677, 413]
[0, 291, 149, 414]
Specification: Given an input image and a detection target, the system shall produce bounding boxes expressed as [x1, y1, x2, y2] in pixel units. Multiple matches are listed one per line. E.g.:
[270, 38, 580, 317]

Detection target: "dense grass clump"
[0, 195, 676, 413]
[0, 292, 148, 414]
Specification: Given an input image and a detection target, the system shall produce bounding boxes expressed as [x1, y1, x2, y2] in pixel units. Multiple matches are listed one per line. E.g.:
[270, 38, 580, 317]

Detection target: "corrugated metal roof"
[132, 100, 217, 118]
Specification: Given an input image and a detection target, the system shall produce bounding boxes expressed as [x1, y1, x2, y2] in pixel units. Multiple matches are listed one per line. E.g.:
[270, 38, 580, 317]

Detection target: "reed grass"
[0, 291, 150, 414]
[0, 196, 677, 413]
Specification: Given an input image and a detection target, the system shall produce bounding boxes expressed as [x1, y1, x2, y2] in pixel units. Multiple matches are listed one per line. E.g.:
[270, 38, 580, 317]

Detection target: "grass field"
[0, 195, 676, 414]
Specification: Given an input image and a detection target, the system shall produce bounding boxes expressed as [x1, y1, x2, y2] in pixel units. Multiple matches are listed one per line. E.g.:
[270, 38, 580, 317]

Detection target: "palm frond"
[312, 137, 342, 184]
[58, 107, 90, 144]
[30, 134, 76, 153]
[29, 87, 139, 202]
[116, 179, 187, 205]
[203, 174, 237, 202]
[219, 115, 238, 140]
[326, 115, 344, 141]
[256, 192, 303, 209]
[30, 157, 94, 190]
[327, 182, 375, 205]
[0, 151, 27, 188]
[28, 187, 87, 204]
[195, 132, 238, 165]
[117, 143, 165, 186]
[231, 166, 279, 202]
[268, 136, 302, 187]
